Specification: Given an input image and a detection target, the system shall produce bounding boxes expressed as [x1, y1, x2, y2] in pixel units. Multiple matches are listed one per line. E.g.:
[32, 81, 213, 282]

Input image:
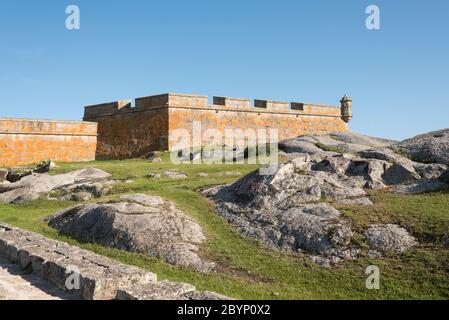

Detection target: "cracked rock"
[46, 194, 215, 273]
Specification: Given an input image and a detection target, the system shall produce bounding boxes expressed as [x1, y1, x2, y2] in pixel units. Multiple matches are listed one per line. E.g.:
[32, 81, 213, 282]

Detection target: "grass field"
[1, 154, 449, 299]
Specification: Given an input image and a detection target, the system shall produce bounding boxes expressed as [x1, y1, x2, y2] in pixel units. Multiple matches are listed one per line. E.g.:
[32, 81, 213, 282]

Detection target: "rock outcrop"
[207, 130, 449, 266]
[365, 224, 417, 253]
[394, 129, 449, 165]
[0, 223, 228, 300]
[0, 168, 114, 204]
[279, 132, 396, 155]
[46, 194, 215, 273]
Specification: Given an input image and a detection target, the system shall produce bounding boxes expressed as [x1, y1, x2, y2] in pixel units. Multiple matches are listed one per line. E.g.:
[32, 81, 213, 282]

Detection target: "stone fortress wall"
[0, 92, 352, 166]
[0, 119, 97, 167]
[84, 93, 352, 160]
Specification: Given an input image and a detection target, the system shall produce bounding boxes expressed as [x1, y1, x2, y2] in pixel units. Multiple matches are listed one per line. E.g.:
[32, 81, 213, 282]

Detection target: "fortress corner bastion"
[0, 93, 353, 166]
[82, 93, 353, 160]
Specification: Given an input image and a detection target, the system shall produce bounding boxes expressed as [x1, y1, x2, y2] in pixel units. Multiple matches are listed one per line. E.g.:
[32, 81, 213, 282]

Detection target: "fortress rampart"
[0, 92, 352, 166]
[83, 93, 352, 160]
[0, 119, 97, 167]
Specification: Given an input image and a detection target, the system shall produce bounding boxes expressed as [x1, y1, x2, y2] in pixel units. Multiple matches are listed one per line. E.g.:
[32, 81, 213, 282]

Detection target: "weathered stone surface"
[382, 163, 420, 185]
[280, 132, 396, 156]
[0, 168, 113, 204]
[185, 291, 230, 300]
[329, 132, 396, 148]
[279, 137, 330, 154]
[0, 257, 76, 300]
[414, 163, 448, 180]
[0, 169, 8, 183]
[46, 194, 215, 273]
[0, 222, 157, 300]
[365, 224, 417, 253]
[336, 197, 374, 205]
[211, 162, 362, 264]
[209, 132, 433, 265]
[163, 171, 188, 179]
[394, 129, 449, 165]
[0, 222, 228, 300]
[116, 280, 195, 300]
[116, 280, 231, 301]
[392, 181, 448, 194]
[59, 192, 93, 202]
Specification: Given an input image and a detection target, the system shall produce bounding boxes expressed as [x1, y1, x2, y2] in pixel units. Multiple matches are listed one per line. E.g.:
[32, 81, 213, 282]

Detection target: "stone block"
[84, 100, 131, 119]
[135, 93, 208, 108]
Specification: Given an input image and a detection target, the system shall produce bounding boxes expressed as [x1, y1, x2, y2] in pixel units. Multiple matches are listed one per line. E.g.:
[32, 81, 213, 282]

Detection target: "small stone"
[163, 171, 188, 179]
[337, 197, 374, 205]
[218, 172, 242, 176]
[145, 151, 163, 163]
[33, 160, 56, 174]
[59, 192, 93, 202]
[147, 173, 161, 179]
[393, 180, 448, 194]
[6, 168, 32, 183]
[365, 224, 417, 253]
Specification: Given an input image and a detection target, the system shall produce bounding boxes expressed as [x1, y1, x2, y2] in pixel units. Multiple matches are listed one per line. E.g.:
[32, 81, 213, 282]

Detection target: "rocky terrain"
[0, 167, 114, 204]
[394, 129, 449, 165]
[1, 128, 448, 299]
[0, 223, 227, 300]
[46, 194, 215, 273]
[206, 130, 449, 266]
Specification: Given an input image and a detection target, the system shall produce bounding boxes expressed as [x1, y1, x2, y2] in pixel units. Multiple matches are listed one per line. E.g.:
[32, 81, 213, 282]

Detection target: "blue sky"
[0, 0, 448, 140]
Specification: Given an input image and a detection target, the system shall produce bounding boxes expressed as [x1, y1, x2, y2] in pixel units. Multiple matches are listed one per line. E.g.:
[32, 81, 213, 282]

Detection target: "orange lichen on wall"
[84, 93, 350, 159]
[87, 108, 169, 160]
[167, 105, 348, 149]
[0, 119, 97, 167]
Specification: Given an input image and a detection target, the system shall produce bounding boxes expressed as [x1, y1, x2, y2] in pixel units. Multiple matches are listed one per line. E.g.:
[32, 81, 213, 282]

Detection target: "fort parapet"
[83, 93, 352, 160]
[0, 119, 97, 167]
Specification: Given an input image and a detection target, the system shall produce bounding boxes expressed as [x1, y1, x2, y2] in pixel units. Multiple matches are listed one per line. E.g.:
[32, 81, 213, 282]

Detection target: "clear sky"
[0, 0, 448, 140]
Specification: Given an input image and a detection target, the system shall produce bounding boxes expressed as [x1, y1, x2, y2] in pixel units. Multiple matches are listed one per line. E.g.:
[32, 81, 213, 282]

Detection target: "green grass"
[1, 155, 449, 299]
[315, 142, 345, 154]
